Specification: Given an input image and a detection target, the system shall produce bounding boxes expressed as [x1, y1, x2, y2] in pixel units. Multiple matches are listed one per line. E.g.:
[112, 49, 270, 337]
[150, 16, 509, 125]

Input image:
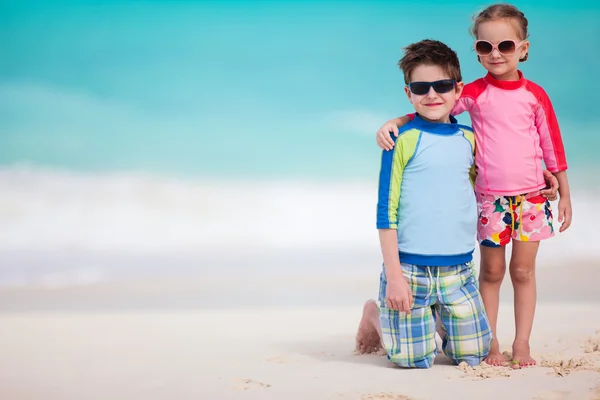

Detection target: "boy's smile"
[404, 65, 463, 123]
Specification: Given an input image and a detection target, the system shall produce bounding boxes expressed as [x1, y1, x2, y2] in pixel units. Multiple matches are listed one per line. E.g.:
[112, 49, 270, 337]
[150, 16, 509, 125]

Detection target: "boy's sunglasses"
[475, 39, 525, 56]
[407, 79, 456, 96]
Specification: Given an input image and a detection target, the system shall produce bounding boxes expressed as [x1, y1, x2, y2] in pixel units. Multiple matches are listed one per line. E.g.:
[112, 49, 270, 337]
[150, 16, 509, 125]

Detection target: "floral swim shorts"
[476, 191, 554, 247]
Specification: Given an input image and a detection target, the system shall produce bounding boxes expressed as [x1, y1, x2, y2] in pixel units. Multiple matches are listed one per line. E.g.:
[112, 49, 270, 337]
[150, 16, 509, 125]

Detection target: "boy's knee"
[389, 351, 437, 369]
[444, 328, 492, 366]
[451, 355, 486, 367]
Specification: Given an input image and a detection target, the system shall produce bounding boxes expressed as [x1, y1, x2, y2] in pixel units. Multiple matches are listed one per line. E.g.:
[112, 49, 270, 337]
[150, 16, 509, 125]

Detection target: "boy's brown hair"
[398, 39, 462, 84]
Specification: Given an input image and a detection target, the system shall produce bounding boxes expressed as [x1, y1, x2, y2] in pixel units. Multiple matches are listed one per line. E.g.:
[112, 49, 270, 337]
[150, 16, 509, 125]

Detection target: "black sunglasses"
[407, 79, 456, 95]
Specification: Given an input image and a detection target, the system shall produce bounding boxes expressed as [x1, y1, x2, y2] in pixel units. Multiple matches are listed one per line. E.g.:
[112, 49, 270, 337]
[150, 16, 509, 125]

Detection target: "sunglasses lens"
[432, 80, 455, 93]
[475, 41, 493, 55]
[409, 82, 430, 95]
[498, 40, 516, 54]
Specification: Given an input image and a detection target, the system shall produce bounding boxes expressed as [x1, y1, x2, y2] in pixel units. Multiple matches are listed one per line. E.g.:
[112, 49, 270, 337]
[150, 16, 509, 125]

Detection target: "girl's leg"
[479, 245, 507, 366]
[509, 240, 540, 369]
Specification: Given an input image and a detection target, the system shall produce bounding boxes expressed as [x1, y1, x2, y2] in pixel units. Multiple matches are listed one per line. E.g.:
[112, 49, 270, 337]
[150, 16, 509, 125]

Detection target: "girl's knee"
[510, 265, 535, 284]
[481, 262, 506, 284]
[480, 248, 507, 284]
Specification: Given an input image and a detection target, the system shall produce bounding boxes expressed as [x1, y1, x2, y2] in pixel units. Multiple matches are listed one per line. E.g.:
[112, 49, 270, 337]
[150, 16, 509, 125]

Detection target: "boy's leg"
[438, 262, 492, 366]
[479, 245, 508, 366]
[356, 299, 384, 354]
[509, 241, 540, 369]
[356, 302, 442, 356]
[375, 264, 437, 368]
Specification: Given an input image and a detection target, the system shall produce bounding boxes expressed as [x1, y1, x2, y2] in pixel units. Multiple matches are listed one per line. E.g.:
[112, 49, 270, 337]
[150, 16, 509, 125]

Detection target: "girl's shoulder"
[461, 77, 488, 100]
[462, 74, 551, 104]
[522, 79, 551, 102]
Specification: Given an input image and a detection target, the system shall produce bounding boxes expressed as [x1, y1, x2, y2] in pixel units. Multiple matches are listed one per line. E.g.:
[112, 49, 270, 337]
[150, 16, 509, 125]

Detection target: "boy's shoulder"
[457, 124, 475, 152]
[398, 115, 474, 137]
[456, 123, 474, 135]
[398, 120, 421, 134]
[387, 121, 422, 144]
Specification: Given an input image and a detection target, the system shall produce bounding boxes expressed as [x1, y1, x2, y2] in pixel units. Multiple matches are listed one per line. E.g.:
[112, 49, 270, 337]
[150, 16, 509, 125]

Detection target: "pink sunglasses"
[474, 39, 525, 56]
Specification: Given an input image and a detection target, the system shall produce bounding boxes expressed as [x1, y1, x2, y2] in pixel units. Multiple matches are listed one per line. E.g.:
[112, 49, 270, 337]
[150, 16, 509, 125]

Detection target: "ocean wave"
[0, 165, 597, 265]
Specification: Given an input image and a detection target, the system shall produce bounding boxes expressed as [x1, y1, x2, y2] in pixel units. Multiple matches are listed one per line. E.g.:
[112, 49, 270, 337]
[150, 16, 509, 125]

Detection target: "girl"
[375, 4, 572, 369]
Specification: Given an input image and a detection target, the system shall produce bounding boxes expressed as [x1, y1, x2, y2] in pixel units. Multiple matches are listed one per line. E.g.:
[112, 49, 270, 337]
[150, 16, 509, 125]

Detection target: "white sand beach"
[1, 176, 598, 400]
[1, 264, 599, 400]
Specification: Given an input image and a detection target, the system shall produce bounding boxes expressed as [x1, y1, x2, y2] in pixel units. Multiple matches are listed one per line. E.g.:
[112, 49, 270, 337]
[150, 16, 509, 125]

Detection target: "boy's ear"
[404, 86, 413, 103]
[454, 81, 464, 100]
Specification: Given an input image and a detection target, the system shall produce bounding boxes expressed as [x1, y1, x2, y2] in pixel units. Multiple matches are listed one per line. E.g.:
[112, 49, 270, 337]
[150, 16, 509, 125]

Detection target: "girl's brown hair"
[470, 3, 529, 62]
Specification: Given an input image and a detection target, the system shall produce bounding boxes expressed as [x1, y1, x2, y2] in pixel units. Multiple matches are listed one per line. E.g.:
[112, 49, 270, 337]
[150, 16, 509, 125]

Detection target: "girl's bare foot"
[511, 339, 536, 369]
[484, 338, 508, 366]
[355, 300, 383, 354]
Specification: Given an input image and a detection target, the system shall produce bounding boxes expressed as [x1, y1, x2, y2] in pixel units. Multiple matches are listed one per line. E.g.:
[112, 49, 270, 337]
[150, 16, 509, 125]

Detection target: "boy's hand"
[385, 277, 413, 313]
[540, 170, 559, 201]
[557, 197, 572, 232]
[376, 122, 399, 151]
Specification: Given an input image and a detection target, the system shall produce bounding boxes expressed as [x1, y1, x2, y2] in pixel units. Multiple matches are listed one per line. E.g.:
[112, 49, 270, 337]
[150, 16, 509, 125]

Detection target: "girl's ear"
[454, 81, 464, 100]
[519, 40, 530, 62]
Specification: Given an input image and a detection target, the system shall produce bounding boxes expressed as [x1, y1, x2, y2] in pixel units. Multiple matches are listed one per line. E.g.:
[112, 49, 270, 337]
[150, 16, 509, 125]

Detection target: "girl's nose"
[491, 48, 502, 58]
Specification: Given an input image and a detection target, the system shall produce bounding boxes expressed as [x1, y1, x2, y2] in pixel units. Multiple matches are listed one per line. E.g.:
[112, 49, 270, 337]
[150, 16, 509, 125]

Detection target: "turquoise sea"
[1, 0, 599, 291]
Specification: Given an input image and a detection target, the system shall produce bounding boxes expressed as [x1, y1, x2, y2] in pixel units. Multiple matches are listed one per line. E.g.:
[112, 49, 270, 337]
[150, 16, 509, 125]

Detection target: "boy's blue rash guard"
[377, 115, 477, 266]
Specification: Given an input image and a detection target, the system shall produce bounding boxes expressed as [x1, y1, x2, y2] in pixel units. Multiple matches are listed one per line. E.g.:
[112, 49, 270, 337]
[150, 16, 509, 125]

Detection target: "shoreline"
[1, 258, 599, 311]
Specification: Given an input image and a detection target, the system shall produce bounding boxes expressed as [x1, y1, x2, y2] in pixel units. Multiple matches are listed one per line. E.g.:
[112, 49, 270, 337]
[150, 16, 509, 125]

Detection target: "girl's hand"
[540, 170, 559, 201]
[558, 197, 572, 232]
[376, 122, 399, 151]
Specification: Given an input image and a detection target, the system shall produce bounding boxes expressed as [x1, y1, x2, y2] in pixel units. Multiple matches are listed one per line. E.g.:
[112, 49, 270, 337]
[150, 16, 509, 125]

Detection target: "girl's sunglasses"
[407, 79, 456, 95]
[475, 39, 525, 56]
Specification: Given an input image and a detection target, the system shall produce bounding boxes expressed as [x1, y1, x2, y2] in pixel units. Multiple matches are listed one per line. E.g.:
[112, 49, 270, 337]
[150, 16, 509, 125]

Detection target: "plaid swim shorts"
[378, 262, 491, 368]
[477, 191, 554, 247]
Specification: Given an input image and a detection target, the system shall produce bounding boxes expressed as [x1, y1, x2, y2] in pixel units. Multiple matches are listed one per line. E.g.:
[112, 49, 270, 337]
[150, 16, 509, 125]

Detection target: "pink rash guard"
[451, 71, 568, 195]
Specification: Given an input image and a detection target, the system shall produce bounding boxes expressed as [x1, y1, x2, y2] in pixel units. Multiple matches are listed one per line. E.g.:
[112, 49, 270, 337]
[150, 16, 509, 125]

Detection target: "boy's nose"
[426, 86, 438, 98]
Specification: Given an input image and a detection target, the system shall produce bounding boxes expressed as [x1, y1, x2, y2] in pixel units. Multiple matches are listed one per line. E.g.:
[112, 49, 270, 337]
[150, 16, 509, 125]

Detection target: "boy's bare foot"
[355, 300, 383, 354]
[484, 338, 508, 366]
[511, 339, 536, 369]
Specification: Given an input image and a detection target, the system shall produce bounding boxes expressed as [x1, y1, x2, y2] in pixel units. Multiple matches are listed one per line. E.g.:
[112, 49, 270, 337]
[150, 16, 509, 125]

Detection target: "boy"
[355, 39, 492, 368]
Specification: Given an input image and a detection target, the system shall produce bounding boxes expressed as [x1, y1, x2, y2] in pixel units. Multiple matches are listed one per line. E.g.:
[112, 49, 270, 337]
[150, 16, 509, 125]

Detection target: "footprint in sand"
[583, 330, 600, 353]
[233, 378, 272, 391]
[532, 390, 569, 400]
[540, 357, 590, 377]
[457, 361, 511, 379]
[360, 393, 414, 400]
[266, 355, 288, 364]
